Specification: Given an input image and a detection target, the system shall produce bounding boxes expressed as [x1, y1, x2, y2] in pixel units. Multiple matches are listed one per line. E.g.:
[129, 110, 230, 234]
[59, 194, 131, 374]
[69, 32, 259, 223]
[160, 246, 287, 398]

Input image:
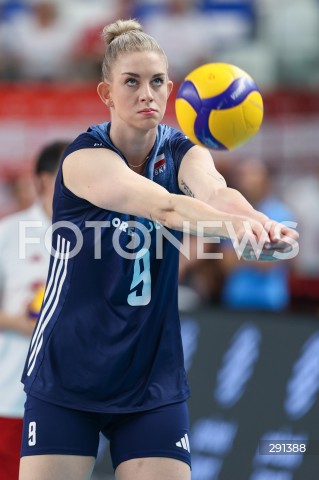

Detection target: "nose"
[140, 82, 153, 102]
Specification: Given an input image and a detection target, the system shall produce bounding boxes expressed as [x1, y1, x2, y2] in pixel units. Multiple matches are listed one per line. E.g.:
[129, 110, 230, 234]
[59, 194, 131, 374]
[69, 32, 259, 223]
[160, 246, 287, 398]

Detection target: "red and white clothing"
[0, 203, 51, 479]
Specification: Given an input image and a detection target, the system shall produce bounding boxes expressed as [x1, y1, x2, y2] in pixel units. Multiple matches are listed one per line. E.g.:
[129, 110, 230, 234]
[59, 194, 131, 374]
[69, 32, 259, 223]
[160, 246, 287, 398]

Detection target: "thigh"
[21, 395, 101, 457]
[19, 454, 95, 480]
[115, 457, 191, 480]
[20, 395, 101, 480]
[0, 416, 23, 480]
[108, 401, 191, 476]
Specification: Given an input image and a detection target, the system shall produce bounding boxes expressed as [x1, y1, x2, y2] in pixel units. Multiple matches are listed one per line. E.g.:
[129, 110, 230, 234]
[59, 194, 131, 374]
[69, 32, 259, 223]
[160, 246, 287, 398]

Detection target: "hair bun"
[102, 19, 143, 47]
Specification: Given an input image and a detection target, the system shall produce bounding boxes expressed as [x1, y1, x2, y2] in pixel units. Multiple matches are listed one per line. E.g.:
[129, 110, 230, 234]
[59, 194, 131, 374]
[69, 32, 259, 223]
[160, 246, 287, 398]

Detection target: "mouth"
[138, 108, 157, 114]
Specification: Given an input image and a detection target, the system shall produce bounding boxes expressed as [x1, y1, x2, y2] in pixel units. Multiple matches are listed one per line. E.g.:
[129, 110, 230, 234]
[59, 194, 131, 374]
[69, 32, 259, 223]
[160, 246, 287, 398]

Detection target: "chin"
[135, 119, 160, 131]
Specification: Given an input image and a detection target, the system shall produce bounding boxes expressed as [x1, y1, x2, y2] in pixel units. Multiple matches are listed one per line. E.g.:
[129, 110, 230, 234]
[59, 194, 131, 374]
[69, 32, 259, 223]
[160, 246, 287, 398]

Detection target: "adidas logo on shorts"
[175, 433, 190, 453]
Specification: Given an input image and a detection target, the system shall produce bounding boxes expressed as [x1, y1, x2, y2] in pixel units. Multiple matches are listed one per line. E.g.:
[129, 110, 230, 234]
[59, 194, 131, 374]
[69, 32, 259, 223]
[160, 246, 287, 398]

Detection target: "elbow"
[202, 184, 228, 205]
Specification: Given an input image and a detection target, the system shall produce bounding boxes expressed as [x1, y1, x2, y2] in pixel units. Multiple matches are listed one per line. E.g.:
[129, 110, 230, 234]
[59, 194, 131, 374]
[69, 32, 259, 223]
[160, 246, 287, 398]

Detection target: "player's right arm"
[63, 148, 265, 245]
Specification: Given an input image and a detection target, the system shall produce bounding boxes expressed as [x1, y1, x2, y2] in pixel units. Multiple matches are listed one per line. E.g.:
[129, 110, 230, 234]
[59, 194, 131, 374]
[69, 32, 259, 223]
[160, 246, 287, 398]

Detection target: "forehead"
[112, 51, 167, 75]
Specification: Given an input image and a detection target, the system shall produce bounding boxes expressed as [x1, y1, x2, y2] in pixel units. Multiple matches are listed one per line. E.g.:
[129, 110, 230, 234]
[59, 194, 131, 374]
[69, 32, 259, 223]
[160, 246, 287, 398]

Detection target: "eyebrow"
[121, 72, 165, 78]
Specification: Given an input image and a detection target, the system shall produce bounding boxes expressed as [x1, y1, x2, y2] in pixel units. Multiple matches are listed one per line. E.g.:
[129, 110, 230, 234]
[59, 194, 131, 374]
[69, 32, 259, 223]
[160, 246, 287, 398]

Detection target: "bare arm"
[178, 145, 299, 259]
[178, 146, 268, 222]
[62, 148, 265, 242]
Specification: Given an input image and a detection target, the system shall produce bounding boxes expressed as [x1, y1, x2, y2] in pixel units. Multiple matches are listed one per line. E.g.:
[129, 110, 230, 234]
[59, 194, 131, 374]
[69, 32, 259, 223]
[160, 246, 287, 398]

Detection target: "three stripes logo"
[176, 433, 191, 453]
[27, 234, 70, 376]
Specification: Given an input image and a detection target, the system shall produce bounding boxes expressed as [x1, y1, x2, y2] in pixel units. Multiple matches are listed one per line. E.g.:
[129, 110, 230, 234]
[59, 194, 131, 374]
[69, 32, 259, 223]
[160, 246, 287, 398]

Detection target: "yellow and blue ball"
[175, 63, 264, 151]
[28, 285, 45, 320]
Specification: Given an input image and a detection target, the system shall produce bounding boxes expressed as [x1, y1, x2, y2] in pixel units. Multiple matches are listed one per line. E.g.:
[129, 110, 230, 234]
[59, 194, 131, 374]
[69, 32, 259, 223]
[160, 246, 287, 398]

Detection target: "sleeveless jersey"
[22, 122, 195, 413]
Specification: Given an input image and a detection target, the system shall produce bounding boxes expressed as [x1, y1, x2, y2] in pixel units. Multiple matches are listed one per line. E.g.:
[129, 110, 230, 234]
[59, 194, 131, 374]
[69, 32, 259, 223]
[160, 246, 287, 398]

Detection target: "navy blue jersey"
[22, 122, 195, 413]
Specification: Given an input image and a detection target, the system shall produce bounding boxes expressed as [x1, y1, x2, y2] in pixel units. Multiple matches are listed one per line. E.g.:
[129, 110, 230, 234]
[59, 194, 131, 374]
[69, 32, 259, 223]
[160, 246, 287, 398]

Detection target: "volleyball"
[28, 285, 45, 320]
[175, 63, 264, 151]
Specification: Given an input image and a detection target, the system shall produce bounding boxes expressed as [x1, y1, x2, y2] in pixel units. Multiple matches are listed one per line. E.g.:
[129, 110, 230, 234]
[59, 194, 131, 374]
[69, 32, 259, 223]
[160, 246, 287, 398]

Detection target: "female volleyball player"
[19, 19, 298, 480]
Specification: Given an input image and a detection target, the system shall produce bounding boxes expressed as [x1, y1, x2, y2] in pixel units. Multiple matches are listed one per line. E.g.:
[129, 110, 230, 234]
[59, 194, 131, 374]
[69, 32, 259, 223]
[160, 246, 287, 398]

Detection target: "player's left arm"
[178, 145, 299, 259]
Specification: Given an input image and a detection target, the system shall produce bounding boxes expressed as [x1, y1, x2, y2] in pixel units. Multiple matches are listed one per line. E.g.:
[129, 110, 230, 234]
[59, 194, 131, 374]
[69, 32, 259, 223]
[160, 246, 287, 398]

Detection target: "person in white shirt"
[0, 141, 68, 480]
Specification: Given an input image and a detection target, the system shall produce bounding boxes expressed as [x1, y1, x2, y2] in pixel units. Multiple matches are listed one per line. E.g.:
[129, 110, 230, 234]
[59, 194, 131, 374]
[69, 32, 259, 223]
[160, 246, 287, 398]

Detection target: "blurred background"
[0, 1, 318, 479]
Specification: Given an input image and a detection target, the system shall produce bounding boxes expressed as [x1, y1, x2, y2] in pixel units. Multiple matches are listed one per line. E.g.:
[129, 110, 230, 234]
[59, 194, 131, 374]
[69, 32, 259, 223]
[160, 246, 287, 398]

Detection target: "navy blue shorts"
[21, 395, 191, 470]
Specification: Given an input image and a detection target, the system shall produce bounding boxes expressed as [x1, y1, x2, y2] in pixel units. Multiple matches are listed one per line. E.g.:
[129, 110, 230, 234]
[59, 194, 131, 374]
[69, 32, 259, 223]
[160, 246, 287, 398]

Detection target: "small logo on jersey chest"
[154, 154, 166, 176]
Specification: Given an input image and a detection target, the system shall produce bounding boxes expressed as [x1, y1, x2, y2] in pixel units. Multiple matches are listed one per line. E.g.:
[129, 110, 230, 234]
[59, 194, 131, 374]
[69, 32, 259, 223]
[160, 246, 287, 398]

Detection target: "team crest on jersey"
[154, 154, 166, 176]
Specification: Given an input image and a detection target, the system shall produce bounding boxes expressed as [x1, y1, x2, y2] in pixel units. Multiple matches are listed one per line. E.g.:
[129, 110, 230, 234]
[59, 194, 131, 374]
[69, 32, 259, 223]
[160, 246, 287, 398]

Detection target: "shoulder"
[0, 203, 46, 228]
[0, 205, 32, 230]
[63, 122, 114, 159]
[158, 124, 195, 162]
[159, 124, 190, 143]
[0, 204, 39, 251]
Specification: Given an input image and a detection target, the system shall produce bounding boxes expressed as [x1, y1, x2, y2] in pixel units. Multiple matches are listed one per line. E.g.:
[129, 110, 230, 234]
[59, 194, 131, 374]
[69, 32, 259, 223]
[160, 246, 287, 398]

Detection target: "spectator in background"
[0, 141, 67, 480]
[143, 0, 214, 81]
[0, 0, 78, 81]
[8, 175, 36, 213]
[0, 173, 36, 219]
[178, 157, 234, 310]
[71, 0, 137, 81]
[220, 158, 296, 311]
[283, 173, 319, 312]
[178, 233, 224, 310]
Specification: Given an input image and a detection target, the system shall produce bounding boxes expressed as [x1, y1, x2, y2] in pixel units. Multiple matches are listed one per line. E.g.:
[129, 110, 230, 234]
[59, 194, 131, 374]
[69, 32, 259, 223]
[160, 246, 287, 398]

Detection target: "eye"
[125, 78, 138, 86]
[152, 77, 164, 86]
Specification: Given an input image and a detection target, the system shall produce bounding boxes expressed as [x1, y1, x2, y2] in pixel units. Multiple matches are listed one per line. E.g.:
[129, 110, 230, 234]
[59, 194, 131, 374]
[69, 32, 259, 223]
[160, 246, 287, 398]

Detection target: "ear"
[97, 82, 112, 108]
[167, 80, 174, 98]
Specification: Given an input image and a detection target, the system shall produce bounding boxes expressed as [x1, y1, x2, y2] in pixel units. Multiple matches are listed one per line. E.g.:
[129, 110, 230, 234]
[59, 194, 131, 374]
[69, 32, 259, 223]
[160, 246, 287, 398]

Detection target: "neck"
[127, 155, 150, 169]
[109, 122, 156, 167]
[40, 197, 52, 219]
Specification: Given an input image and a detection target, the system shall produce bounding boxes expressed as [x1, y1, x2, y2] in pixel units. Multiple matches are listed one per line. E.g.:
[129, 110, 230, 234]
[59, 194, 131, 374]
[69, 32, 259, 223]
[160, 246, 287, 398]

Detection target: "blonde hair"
[101, 19, 168, 81]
